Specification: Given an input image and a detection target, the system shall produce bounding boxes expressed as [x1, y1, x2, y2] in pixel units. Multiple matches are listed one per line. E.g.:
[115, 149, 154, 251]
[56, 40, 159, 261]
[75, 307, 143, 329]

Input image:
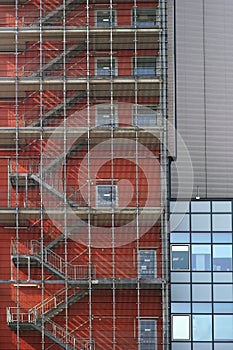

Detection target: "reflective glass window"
[172, 315, 190, 340]
[213, 284, 233, 301]
[192, 272, 211, 282]
[192, 284, 212, 302]
[171, 232, 190, 243]
[212, 201, 231, 213]
[191, 232, 211, 243]
[95, 9, 117, 27]
[170, 214, 190, 232]
[132, 8, 157, 27]
[213, 245, 232, 271]
[96, 185, 117, 207]
[171, 284, 191, 302]
[191, 214, 210, 231]
[192, 315, 212, 341]
[212, 232, 232, 243]
[171, 245, 189, 270]
[213, 272, 233, 282]
[212, 214, 232, 231]
[192, 303, 212, 313]
[172, 344, 191, 350]
[191, 201, 210, 212]
[170, 201, 189, 213]
[95, 104, 118, 127]
[133, 57, 157, 77]
[171, 272, 190, 283]
[139, 319, 157, 350]
[171, 303, 191, 313]
[214, 303, 233, 313]
[193, 344, 212, 350]
[192, 245, 211, 271]
[214, 315, 233, 340]
[96, 58, 117, 76]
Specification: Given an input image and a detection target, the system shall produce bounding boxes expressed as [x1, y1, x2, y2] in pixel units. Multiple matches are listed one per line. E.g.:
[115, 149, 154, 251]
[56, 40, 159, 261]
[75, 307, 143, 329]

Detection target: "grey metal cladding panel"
[172, 0, 233, 199]
[172, 0, 206, 199]
[205, 0, 233, 197]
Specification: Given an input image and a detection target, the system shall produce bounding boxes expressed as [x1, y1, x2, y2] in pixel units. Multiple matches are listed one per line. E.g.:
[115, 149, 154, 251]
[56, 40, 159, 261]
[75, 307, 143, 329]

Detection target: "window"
[139, 319, 157, 350]
[139, 250, 157, 278]
[96, 185, 117, 208]
[95, 58, 117, 77]
[171, 245, 189, 270]
[192, 245, 211, 271]
[132, 8, 157, 27]
[192, 315, 212, 341]
[213, 245, 232, 271]
[95, 104, 118, 127]
[214, 315, 233, 340]
[172, 315, 190, 340]
[95, 9, 116, 27]
[133, 105, 157, 127]
[133, 57, 157, 77]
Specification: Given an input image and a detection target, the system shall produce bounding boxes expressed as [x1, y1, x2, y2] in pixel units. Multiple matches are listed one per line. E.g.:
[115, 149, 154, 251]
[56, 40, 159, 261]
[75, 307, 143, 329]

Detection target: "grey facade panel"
[172, 0, 233, 198]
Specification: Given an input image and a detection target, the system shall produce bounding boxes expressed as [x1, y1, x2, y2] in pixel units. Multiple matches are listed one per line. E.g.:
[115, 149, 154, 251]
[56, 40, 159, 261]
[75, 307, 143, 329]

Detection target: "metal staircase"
[7, 310, 94, 350]
[29, 91, 87, 127]
[31, 42, 86, 77]
[11, 239, 94, 280]
[37, 0, 86, 26]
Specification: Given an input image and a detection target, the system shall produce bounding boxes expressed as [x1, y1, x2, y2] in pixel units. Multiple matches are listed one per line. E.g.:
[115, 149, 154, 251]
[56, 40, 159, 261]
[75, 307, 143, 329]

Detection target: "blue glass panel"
[212, 201, 231, 213]
[171, 272, 190, 283]
[212, 214, 232, 231]
[213, 285, 233, 301]
[191, 232, 211, 243]
[212, 232, 232, 243]
[192, 272, 211, 282]
[213, 245, 232, 271]
[214, 303, 233, 313]
[192, 284, 212, 302]
[192, 315, 212, 341]
[193, 343, 212, 350]
[191, 201, 210, 212]
[191, 214, 210, 231]
[213, 272, 233, 282]
[170, 201, 190, 213]
[214, 315, 233, 340]
[171, 303, 191, 313]
[170, 232, 190, 243]
[192, 245, 211, 271]
[192, 303, 212, 313]
[171, 284, 191, 302]
[170, 214, 190, 232]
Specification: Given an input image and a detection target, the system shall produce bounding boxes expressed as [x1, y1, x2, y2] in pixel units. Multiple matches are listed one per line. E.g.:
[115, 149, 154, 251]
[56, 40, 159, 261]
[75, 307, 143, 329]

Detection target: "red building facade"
[0, 1, 169, 349]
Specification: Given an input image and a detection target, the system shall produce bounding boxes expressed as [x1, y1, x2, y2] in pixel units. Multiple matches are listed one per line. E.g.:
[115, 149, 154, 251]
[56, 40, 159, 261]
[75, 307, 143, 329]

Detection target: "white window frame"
[94, 9, 117, 27]
[95, 57, 118, 77]
[138, 250, 157, 278]
[171, 245, 190, 271]
[172, 315, 191, 341]
[96, 184, 118, 208]
[95, 104, 118, 127]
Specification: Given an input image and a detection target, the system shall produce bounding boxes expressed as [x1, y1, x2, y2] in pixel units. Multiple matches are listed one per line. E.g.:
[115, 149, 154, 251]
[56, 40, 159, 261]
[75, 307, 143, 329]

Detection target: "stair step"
[38, 0, 85, 26]
[30, 90, 86, 127]
[31, 41, 86, 78]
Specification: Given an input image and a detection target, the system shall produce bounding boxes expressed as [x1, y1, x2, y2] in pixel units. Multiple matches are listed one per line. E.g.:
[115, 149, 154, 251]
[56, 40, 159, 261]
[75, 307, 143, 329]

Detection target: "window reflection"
[192, 315, 212, 341]
[213, 245, 232, 271]
[192, 245, 211, 271]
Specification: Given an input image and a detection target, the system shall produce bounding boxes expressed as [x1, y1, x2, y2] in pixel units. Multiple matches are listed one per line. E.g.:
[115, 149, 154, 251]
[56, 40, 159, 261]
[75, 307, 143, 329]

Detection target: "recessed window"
[133, 105, 157, 127]
[95, 58, 117, 77]
[132, 8, 157, 27]
[96, 185, 117, 208]
[171, 245, 189, 270]
[139, 319, 157, 350]
[95, 104, 118, 127]
[133, 57, 157, 77]
[172, 315, 190, 340]
[138, 250, 157, 278]
[95, 9, 117, 27]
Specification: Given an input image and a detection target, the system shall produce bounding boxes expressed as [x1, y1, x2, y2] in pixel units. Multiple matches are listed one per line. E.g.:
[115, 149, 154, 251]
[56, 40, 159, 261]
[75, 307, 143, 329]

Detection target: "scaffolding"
[0, 0, 169, 349]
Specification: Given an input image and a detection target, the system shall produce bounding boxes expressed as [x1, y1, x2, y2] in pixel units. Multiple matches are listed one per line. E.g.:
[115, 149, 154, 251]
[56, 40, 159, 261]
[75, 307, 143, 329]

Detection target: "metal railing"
[6, 308, 95, 349]
[11, 239, 96, 280]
